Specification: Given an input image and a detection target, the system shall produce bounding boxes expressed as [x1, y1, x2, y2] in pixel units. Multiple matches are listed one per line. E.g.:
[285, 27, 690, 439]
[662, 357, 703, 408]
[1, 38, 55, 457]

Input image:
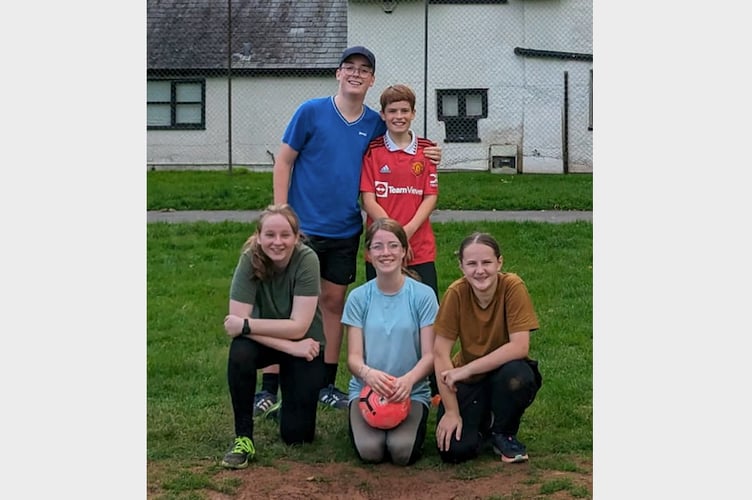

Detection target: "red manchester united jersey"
[360, 132, 439, 265]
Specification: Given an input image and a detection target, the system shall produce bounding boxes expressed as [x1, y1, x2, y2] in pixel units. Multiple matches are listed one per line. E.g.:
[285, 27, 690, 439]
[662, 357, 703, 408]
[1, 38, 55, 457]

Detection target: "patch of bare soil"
[201, 457, 592, 500]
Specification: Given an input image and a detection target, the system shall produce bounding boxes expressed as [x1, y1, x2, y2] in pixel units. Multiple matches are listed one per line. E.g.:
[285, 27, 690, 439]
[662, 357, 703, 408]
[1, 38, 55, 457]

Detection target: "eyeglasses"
[339, 64, 373, 77]
[369, 242, 402, 252]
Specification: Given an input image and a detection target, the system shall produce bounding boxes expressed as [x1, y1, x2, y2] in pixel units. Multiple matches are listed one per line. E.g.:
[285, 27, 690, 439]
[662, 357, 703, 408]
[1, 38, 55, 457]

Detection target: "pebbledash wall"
[147, 0, 592, 174]
[148, 78, 336, 170]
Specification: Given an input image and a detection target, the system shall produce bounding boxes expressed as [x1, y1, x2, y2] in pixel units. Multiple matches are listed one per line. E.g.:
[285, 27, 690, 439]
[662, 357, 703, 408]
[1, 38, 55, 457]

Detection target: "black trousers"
[436, 358, 542, 463]
[227, 335, 326, 445]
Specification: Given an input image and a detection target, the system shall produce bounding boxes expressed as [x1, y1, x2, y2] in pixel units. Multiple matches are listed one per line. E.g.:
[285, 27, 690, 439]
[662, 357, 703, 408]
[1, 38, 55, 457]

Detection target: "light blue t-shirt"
[342, 277, 439, 407]
[282, 96, 386, 239]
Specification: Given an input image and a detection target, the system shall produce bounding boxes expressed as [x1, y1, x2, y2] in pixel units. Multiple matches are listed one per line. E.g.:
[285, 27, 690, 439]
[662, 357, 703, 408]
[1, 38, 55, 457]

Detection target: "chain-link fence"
[147, 0, 592, 174]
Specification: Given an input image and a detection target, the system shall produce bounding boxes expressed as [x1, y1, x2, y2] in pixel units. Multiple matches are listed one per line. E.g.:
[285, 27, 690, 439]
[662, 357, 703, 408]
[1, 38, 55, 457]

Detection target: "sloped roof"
[147, 0, 347, 71]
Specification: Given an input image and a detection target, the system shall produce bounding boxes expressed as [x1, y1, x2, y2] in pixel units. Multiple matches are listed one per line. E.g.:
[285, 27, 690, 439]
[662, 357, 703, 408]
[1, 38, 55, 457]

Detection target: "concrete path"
[147, 209, 592, 224]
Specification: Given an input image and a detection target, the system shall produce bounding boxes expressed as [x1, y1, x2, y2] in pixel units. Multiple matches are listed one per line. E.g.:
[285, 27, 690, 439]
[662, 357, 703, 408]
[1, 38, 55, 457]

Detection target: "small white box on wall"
[489, 144, 518, 174]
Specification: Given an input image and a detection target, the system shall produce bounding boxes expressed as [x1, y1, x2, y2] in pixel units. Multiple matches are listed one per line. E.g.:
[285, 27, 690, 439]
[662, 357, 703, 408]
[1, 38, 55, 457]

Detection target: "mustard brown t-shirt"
[434, 272, 538, 382]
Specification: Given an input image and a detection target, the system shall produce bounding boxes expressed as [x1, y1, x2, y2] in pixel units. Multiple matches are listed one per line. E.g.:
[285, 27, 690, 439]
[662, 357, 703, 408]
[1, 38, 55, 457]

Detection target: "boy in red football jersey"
[360, 84, 439, 297]
[359, 84, 440, 398]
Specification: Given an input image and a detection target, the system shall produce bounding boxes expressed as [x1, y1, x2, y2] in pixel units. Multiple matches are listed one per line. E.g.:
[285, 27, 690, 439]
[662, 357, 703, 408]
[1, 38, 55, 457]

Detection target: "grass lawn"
[147, 170, 592, 498]
[147, 169, 592, 211]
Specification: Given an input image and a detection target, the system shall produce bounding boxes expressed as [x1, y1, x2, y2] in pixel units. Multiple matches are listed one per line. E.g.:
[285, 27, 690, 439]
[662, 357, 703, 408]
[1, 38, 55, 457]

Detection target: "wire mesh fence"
[147, 0, 592, 174]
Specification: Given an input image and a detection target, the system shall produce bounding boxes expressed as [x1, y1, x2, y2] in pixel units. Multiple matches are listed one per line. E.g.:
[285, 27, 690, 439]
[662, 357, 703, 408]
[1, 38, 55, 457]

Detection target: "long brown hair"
[365, 218, 420, 281]
[241, 203, 302, 281]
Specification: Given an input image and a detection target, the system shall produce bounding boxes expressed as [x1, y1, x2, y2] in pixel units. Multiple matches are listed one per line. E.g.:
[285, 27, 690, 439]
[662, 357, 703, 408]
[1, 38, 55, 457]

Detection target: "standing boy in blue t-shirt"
[259, 46, 442, 411]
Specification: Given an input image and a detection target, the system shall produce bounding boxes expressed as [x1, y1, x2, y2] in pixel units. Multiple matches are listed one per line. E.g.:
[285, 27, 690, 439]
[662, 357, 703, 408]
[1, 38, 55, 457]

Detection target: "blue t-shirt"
[282, 96, 386, 239]
[342, 277, 439, 407]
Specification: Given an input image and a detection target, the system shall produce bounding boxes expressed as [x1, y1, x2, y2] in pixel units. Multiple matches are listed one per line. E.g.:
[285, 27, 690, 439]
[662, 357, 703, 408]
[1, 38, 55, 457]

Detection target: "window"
[147, 79, 205, 130]
[436, 88, 488, 143]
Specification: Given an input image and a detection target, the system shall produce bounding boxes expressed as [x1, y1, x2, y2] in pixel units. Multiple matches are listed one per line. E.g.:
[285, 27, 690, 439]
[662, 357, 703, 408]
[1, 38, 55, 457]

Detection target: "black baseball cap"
[339, 46, 376, 74]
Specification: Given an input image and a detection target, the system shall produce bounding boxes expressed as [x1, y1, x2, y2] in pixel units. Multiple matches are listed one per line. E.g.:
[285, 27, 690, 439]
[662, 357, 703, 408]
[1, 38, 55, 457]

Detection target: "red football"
[358, 384, 410, 430]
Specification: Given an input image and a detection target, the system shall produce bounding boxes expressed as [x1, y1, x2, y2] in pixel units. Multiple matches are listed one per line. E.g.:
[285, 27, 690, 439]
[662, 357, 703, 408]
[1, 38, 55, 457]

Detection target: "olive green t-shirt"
[434, 272, 538, 379]
[229, 244, 325, 346]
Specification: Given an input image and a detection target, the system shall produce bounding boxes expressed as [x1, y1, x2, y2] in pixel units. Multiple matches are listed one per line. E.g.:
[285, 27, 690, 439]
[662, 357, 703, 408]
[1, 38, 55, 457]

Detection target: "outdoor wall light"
[382, 0, 397, 14]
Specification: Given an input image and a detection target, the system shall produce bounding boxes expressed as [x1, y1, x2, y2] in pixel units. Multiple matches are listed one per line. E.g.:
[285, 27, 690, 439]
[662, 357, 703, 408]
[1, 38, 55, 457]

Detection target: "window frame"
[436, 88, 489, 143]
[147, 78, 206, 130]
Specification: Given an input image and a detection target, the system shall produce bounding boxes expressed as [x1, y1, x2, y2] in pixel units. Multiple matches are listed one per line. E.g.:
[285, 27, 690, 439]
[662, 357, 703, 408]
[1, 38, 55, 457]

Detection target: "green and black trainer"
[221, 436, 256, 469]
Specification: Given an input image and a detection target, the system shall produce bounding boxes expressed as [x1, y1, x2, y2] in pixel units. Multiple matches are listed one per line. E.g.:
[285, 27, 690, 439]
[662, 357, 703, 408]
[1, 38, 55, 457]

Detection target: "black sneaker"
[491, 434, 529, 463]
[221, 436, 256, 469]
[253, 390, 278, 418]
[318, 384, 349, 409]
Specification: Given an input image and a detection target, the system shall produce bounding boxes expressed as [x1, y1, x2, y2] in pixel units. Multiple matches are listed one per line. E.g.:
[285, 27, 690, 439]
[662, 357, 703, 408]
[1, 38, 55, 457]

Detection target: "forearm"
[405, 327, 436, 388]
[273, 143, 299, 203]
[246, 317, 309, 340]
[228, 295, 316, 340]
[403, 352, 434, 389]
[347, 326, 368, 379]
[361, 195, 389, 222]
[272, 164, 290, 204]
[434, 355, 460, 413]
[348, 353, 367, 379]
[404, 195, 437, 237]
[461, 341, 529, 378]
[250, 334, 299, 355]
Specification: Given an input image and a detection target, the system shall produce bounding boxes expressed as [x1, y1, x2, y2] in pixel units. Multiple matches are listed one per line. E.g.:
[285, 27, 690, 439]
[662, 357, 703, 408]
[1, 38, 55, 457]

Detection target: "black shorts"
[303, 233, 361, 286]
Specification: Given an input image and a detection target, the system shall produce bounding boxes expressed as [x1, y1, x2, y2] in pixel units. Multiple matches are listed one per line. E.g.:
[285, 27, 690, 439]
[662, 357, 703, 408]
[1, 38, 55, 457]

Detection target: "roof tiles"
[147, 0, 348, 70]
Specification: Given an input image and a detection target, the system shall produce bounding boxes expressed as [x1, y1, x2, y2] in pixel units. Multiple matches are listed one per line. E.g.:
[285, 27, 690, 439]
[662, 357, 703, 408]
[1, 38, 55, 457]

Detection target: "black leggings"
[227, 335, 326, 445]
[436, 359, 542, 463]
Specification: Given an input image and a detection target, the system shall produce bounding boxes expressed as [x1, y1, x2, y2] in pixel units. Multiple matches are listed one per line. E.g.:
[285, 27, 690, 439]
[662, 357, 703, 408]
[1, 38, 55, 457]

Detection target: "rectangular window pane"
[466, 95, 483, 116]
[176, 83, 202, 102]
[147, 104, 171, 126]
[176, 103, 202, 124]
[442, 95, 459, 116]
[147, 81, 170, 102]
[147, 79, 205, 129]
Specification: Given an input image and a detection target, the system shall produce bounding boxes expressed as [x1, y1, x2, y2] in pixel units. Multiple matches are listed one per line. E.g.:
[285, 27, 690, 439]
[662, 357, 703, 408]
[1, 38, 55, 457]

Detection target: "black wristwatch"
[242, 318, 251, 336]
